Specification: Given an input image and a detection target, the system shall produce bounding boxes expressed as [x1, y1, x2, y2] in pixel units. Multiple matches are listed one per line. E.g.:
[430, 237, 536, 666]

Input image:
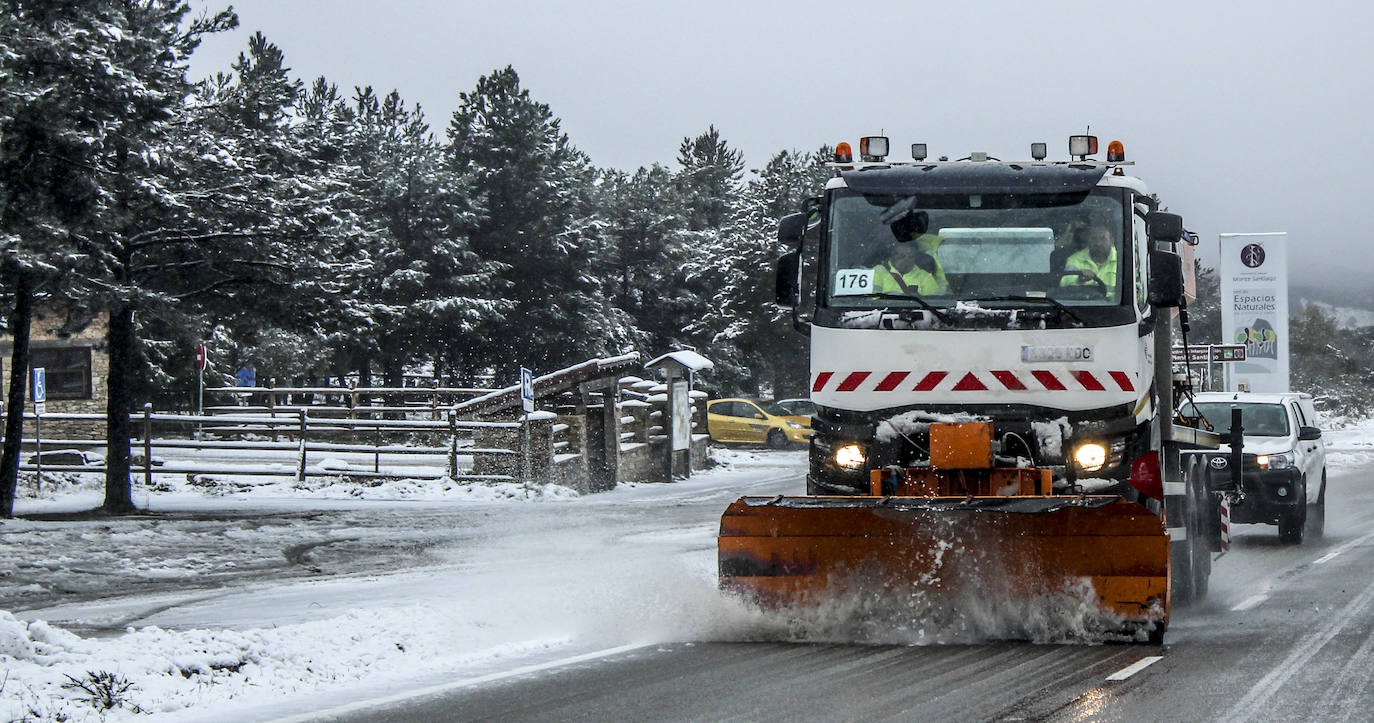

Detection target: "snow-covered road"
[3, 417, 1372, 721]
[2, 448, 805, 721]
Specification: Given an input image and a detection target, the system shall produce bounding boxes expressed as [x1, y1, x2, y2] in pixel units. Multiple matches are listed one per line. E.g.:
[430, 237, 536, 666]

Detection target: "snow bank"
[0, 605, 571, 721]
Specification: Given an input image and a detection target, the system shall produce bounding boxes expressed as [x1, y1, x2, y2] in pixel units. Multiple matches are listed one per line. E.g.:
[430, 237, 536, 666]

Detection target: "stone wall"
[0, 310, 109, 444]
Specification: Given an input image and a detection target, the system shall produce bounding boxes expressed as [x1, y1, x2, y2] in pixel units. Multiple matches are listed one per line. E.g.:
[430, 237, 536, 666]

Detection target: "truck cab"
[780, 137, 1185, 499]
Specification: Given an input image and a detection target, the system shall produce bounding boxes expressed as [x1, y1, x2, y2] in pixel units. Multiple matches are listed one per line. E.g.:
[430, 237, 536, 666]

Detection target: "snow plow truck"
[718, 135, 1226, 642]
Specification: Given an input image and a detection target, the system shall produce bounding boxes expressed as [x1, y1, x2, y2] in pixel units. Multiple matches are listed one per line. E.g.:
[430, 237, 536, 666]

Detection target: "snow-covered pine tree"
[594, 164, 699, 355]
[86, 22, 350, 512]
[339, 86, 510, 386]
[683, 146, 831, 395]
[446, 66, 627, 379]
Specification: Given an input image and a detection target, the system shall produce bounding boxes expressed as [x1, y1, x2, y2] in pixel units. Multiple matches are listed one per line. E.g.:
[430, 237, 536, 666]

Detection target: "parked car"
[707, 398, 812, 448]
[1180, 391, 1326, 543]
[774, 398, 817, 418]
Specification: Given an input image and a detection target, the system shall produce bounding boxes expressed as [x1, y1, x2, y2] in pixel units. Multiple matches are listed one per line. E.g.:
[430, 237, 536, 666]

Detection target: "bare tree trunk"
[103, 301, 136, 513]
[0, 271, 33, 518]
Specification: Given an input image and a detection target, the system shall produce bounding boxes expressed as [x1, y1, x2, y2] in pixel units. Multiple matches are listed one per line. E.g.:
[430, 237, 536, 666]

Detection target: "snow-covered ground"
[1, 447, 803, 721]
[3, 414, 1372, 721]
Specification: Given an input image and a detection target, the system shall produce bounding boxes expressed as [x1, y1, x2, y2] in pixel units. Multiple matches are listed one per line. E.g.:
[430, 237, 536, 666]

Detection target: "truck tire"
[1277, 481, 1307, 544]
[1169, 457, 1211, 607]
[1305, 471, 1326, 540]
[1187, 457, 1210, 600]
[1169, 535, 1194, 607]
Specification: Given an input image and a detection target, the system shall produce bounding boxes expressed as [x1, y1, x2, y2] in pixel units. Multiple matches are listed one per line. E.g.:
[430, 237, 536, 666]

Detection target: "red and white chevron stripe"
[812, 369, 1136, 393]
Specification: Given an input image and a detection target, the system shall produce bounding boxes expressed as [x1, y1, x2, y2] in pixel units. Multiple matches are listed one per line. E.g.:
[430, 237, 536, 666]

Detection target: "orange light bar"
[1107, 140, 1125, 162]
[835, 142, 853, 163]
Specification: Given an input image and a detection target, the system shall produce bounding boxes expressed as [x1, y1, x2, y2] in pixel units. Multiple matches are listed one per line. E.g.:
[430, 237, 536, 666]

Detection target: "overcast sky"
[187, 1, 1372, 289]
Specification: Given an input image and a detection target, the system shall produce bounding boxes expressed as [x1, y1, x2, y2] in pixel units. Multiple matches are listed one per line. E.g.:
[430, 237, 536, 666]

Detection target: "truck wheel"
[1304, 472, 1326, 540]
[765, 430, 788, 449]
[1169, 535, 1195, 606]
[1187, 458, 1210, 600]
[1277, 482, 1307, 544]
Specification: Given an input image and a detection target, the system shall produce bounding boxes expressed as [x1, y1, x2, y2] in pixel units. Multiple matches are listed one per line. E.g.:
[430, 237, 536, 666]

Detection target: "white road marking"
[1230, 529, 1374, 611]
[1106, 655, 1164, 681]
[267, 642, 652, 723]
[1223, 574, 1374, 723]
[1314, 530, 1374, 564]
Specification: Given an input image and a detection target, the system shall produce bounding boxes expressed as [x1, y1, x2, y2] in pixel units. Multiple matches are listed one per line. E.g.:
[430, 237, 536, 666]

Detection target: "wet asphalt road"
[330, 462, 1374, 723]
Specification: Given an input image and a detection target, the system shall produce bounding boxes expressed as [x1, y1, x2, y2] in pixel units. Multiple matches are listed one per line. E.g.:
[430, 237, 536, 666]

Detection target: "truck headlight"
[1257, 453, 1290, 470]
[835, 444, 867, 471]
[1072, 438, 1127, 474]
[1074, 443, 1108, 472]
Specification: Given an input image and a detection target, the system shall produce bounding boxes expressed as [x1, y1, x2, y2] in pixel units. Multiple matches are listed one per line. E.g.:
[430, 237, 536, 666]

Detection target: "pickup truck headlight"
[1257, 453, 1291, 470]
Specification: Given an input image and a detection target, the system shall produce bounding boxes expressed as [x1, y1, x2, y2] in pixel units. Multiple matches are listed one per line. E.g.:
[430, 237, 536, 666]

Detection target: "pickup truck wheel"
[1305, 471, 1326, 540]
[1278, 482, 1307, 544]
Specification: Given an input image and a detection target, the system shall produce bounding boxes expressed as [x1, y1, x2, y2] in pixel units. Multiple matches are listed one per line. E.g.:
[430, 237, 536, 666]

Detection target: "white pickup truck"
[1181, 391, 1326, 543]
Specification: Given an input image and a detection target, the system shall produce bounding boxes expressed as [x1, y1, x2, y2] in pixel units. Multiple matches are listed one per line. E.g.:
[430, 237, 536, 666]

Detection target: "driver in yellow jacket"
[873, 237, 948, 295]
[1060, 226, 1119, 301]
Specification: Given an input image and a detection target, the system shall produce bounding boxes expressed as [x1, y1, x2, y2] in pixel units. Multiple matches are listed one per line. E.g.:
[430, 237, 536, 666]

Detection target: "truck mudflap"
[718, 495, 1169, 628]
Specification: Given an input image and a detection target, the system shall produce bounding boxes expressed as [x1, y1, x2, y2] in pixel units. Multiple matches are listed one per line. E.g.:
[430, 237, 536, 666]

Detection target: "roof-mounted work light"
[1069, 135, 1098, 159]
[1030, 142, 1047, 161]
[834, 142, 853, 164]
[1107, 140, 1125, 162]
[911, 143, 927, 161]
[859, 136, 889, 161]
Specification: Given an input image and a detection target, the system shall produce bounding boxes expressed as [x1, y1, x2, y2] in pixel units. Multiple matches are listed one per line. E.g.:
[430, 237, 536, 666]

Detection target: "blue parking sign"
[32, 367, 46, 403]
[520, 367, 534, 414]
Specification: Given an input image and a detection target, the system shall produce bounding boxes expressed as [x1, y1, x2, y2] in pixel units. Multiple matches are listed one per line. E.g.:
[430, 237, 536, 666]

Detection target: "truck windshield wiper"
[865, 293, 951, 324]
[962, 295, 1085, 327]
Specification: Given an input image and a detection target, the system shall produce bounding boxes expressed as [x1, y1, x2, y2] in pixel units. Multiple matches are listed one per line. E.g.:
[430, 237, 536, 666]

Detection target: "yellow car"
[707, 398, 812, 448]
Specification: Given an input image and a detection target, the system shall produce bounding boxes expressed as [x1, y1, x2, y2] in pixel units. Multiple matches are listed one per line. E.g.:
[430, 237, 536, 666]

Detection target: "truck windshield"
[825, 188, 1126, 308]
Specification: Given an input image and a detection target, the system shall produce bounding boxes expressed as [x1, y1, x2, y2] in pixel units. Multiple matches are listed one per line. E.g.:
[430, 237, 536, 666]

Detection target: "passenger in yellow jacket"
[873, 240, 948, 295]
[1060, 226, 1119, 301]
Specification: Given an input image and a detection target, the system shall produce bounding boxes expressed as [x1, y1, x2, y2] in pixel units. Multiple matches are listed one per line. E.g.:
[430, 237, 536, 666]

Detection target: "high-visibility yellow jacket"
[873, 262, 946, 295]
[1060, 246, 1118, 299]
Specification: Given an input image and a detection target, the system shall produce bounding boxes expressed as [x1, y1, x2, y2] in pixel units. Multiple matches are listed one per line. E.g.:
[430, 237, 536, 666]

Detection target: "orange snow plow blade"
[718, 495, 1169, 625]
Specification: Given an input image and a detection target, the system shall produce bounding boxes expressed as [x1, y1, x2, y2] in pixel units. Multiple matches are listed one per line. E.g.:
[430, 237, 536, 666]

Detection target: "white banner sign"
[1219, 232, 1288, 392]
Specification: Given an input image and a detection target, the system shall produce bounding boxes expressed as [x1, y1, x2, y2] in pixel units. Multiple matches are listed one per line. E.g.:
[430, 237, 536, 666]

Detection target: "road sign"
[32, 367, 45, 416]
[1171, 344, 1247, 364]
[520, 367, 534, 414]
[196, 343, 207, 371]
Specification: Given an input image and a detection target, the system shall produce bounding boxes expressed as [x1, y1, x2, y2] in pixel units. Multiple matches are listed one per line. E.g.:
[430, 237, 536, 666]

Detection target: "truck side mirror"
[1146, 211, 1184, 242]
[776, 250, 800, 306]
[1299, 426, 1322, 441]
[1147, 249, 1183, 308]
[778, 212, 806, 244]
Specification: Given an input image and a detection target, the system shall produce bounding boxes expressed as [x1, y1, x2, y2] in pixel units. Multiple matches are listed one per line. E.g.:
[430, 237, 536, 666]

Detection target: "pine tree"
[595, 164, 692, 354]
[446, 66, 628, 379]
[0, 1, 239, 514]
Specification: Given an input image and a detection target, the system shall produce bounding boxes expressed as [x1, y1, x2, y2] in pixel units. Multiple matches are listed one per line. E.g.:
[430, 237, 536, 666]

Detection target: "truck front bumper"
[1208, 465, 1302, 525]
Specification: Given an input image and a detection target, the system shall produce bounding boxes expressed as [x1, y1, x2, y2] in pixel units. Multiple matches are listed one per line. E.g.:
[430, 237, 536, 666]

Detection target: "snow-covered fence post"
[267, 378, 278, 443]
[447, 410, 458, 479]
[296, 408, 307, 483]
[143, 403, 153, 489]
